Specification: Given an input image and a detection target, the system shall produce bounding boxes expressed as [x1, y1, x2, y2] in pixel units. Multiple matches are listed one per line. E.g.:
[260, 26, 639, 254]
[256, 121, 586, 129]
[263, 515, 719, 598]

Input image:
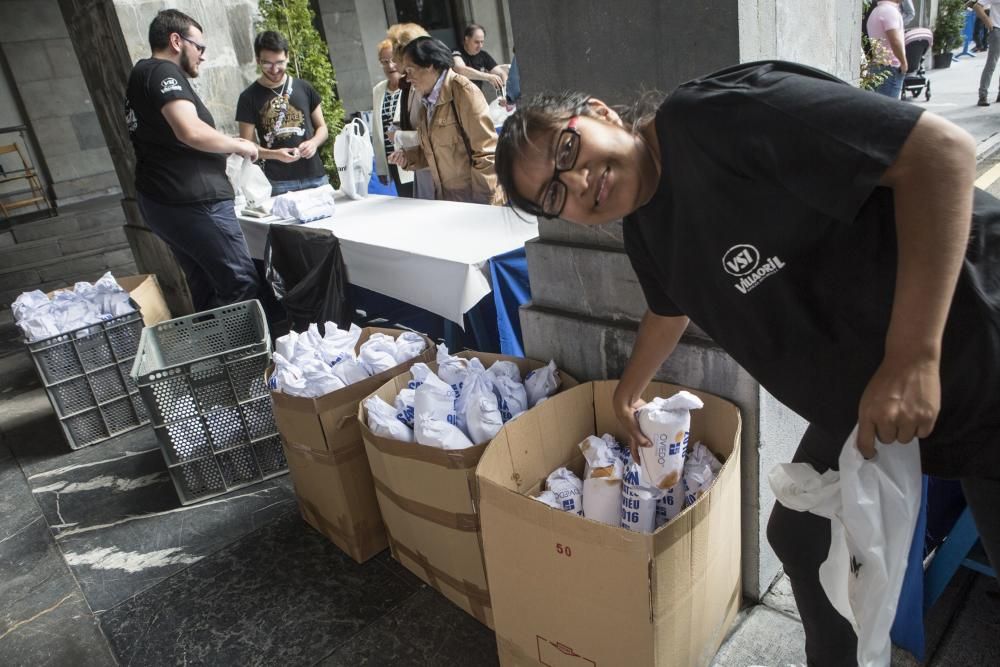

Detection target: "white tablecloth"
[238, 193, 538, 325]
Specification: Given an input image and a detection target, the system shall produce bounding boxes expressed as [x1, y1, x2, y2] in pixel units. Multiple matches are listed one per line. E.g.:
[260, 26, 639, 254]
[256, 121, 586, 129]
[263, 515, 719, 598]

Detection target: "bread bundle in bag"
[546, 467, 583, 515]
[578, 435, 624, 526]
[636, 391, 704, 489]
[621, 462, 659, 533]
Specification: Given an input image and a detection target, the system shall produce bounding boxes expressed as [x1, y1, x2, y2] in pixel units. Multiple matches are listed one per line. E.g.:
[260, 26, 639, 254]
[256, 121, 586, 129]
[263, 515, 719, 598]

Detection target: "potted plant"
[933, 0, 968, 68]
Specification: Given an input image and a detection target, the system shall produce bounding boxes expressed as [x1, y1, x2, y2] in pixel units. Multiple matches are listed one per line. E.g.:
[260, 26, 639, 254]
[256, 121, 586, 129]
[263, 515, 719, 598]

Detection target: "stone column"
[510, 0, 859, 601]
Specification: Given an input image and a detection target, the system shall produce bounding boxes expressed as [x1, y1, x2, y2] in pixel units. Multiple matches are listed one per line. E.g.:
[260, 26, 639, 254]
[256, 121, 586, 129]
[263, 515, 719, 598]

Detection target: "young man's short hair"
[149, 9, 203, 51]
[254, 31, 289, 58]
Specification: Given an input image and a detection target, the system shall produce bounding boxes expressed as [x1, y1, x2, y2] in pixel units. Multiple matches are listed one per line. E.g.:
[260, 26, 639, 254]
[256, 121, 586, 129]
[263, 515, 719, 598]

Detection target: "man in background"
[125, 9, 261, 312]
[451, 24, 507, 96]
[974, 1, 1000, 105]
[236, 31, 329, 194]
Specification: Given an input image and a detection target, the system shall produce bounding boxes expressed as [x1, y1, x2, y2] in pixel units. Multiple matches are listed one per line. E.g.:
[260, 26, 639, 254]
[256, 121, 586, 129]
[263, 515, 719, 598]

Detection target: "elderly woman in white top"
[371, 38, 414, 196]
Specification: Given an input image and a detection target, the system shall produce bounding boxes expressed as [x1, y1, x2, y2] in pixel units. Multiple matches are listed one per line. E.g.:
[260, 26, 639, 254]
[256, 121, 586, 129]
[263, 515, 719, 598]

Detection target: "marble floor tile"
[52, 479, 296, 613]
[317, 585, 499, 667]
[99, 512, 421, 667]
[0, 448, 115, 666]
[0, 570, 115, 667]
[0, 348, 40, 403]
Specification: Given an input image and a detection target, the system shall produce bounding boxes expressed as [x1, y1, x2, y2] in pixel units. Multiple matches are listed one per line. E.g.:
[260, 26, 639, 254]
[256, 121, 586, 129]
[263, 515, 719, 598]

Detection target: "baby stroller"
[901, 28, 933, 101]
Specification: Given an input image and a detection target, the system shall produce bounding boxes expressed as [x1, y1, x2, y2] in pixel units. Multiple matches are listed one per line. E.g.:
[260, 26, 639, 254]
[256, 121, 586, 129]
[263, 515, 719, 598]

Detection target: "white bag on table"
[226, 155, 272, 206]
[769, 426, 921, 667]
[333, 117, 374, 200]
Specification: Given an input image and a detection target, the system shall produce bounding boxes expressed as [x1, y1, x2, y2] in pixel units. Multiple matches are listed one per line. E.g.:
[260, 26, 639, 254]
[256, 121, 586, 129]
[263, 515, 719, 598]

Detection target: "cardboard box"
[115, 274, 171, 327]
[360, 352, 578, 628]
[477, 381, 742, 667]
[269, 327, 434, 563]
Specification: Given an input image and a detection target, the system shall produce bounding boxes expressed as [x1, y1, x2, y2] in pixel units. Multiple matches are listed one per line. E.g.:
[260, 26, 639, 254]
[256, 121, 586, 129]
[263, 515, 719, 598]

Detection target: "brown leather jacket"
[403, 69, 502, 205]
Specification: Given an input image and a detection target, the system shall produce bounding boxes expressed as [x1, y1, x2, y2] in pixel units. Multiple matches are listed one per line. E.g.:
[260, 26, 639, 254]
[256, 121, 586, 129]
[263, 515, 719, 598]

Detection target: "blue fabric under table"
[348, 246, 531, 354]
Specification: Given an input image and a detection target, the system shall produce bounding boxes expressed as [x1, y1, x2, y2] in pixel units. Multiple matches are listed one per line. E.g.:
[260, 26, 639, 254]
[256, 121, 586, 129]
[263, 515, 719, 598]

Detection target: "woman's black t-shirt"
[623, 61, 1000, 477]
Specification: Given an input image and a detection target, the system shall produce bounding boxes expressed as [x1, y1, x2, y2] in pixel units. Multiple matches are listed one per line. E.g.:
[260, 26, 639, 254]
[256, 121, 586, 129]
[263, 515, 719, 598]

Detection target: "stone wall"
[113, 0, 258, 137]
[509, 0, 858, 601]
[0, 0, 119, 206]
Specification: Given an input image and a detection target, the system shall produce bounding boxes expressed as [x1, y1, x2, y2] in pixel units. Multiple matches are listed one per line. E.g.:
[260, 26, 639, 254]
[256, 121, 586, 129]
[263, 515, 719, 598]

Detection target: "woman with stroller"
[494, 60, 1000, 666]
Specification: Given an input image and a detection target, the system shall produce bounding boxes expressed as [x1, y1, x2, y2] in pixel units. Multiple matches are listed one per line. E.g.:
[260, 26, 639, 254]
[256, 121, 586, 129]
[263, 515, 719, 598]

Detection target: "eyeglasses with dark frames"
[179, 34, 206, 55]
[540, 116, 581, 218]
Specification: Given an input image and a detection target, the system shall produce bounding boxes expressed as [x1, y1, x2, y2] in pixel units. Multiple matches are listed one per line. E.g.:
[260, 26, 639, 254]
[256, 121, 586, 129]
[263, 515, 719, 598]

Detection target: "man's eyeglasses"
[259, 58, 287, 70]
[541, 116, 581, 218]
[180, 35, 206, 55]
[379, 59, 394, 66]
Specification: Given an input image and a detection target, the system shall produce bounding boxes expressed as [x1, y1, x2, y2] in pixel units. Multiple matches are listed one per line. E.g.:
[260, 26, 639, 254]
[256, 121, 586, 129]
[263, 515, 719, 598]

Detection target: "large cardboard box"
[360, 352, 578, 628]
[477, 381, 742, 667]
[269, 327, 434, 563]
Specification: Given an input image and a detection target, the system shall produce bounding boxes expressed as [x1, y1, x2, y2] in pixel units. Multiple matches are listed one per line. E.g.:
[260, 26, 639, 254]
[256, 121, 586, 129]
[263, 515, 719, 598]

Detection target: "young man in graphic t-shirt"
[124, 9, 261, 312]
[236, 31, 329, 195]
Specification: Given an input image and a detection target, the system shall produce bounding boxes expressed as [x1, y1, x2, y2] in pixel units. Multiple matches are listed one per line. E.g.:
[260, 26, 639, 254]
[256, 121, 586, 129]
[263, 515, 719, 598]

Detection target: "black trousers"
[389, 164, 413, 198]
[767, 423, 1000, 667]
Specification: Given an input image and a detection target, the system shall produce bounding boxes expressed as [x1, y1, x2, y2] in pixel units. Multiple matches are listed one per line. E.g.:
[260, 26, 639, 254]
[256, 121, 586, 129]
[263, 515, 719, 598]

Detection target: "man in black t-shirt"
[125, 9, 261, 312]
[451, 23, 507, 95]
[236, 31, 329, 195]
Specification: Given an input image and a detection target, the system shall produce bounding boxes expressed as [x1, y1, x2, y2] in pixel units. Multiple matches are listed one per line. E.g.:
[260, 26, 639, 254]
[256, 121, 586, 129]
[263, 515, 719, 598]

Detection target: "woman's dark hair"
[495, 90, 661, 218]
[254, 31, 289, 58]
[401, 36, 454, 72]
[148, 9, 202, 51]
[464, 23, 485, 39]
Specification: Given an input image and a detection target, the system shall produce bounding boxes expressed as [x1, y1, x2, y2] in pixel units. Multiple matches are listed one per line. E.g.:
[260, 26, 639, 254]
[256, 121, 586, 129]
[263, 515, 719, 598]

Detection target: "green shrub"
[258, 0, 346, 185]
[934, 0, 968, 55]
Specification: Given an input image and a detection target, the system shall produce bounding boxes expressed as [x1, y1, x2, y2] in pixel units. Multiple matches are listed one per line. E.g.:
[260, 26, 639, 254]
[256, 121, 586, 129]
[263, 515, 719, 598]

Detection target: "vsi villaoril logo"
[722, 243, 786, 294]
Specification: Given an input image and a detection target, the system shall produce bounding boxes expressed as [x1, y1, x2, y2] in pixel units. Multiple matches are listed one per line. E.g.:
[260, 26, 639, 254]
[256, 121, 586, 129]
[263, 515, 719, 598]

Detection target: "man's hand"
[856, 353, 940, 458]
[387, 149, 407, 167]
[274, 147, 300, 163]
[298, 139, 318, 159]
[233, 138, 259, 161]
[486, 73, 504, 91]
[612, 384, 650, 462]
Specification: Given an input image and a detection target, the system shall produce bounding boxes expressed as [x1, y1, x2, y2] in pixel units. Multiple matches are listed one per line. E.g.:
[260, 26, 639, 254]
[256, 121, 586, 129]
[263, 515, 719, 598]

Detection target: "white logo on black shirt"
[160, 77, 182, 94]
[723, 243, 786, 294]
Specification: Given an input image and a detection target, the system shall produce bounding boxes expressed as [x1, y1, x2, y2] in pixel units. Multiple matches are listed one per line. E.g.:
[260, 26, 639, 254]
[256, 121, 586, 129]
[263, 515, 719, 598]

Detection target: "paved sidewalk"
[905, 52, 1000, 157]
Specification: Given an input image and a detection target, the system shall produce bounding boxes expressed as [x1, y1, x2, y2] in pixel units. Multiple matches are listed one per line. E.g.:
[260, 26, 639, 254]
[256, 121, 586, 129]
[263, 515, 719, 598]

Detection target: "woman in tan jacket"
[388, 37, 501, 205]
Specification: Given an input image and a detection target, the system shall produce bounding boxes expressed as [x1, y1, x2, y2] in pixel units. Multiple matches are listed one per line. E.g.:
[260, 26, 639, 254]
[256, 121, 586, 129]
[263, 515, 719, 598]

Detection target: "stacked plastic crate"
[27, 305, 148, 449]
[131, 300, 286, 504]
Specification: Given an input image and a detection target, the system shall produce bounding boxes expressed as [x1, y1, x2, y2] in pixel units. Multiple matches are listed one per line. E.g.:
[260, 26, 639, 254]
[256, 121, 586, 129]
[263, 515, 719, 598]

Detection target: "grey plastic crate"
[131, 300, 286, 505]
[25, 303, 148, 450]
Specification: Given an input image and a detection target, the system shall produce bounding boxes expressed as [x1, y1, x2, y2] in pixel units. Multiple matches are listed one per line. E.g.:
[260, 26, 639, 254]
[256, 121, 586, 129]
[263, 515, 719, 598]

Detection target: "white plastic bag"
[435, 344, 469, 393]
[408, 363, 433, 390]
[226, 155, 272, 206]
[621, 462, 659, 533]
[769, 427, 921, 667]
[578, 435, 624, 526]
[272, 184, 336, 221]
[492, 374, 528, 422]
[636, 391, 704, 490]
[394, 388, 416, 427]
[413, 372, 458, 426]
[488, 95, 514, 128]
[415, 418, 474, 449]
[364, 396, 414, 442]
[330, 357, 370, 386]
[524, 360, 561, 407]
[655, 483, 684, 528]
[532, 490, 562, 510]
[358, 333, 399, 374]
[394, 331, 427, 363]
[456, 362, 502, 445]
[333, 117, 375, 199]
[546, 467, 583, 515]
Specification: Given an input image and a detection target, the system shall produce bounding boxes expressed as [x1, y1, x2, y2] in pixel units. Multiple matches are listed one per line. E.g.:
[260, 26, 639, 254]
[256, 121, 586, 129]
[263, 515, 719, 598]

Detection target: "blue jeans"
[270, 174, 329, 196]
[136, 193, 261, 312]
[873, 65, 905, 99]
